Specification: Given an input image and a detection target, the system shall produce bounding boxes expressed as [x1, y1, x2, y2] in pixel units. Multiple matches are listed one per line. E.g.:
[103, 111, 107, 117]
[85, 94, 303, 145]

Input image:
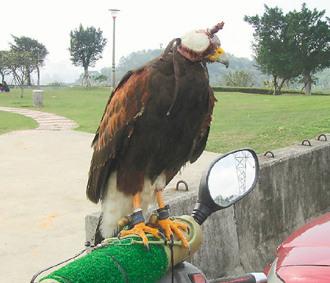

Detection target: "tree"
[75, 71, 109, 86]
[245, 6, 300, 95]
[69, 24, 107, 87]
[0, 51, 11, 82]
[94, 74, 108, 85]
[10, 36, 48, 86]
[223, 70, 255, 87]
[285, 4, 330, 95]
[7, 51, 34, 97]
[245, 4, 330, 95]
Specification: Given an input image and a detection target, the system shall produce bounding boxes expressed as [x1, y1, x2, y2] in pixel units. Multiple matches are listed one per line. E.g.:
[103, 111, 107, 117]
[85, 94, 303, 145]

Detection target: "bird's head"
[177, 22, 229, 68]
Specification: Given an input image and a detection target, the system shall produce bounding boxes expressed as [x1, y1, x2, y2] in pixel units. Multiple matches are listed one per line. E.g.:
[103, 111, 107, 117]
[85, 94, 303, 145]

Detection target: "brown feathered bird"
[87, 22, 229, 246]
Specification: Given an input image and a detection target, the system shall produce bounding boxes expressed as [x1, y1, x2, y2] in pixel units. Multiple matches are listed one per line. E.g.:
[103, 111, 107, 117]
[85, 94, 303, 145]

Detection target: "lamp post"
[109, 9, 120, 89]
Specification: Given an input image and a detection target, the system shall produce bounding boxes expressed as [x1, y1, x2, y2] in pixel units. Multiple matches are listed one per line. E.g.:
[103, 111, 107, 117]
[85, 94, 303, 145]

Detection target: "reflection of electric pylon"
[234, 152, 249, 194]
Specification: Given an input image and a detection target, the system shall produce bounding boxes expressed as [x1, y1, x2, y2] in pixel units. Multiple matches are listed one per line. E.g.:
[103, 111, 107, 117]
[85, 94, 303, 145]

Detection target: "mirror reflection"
[208, 150, 257, 207]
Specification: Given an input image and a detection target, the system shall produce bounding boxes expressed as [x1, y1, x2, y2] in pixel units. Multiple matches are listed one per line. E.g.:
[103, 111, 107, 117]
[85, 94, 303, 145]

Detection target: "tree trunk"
[36, 66, 40, 87]
[26, 66, 32, 86]
[272, 76, 278, 95]
[273, 76, 286, 95]
[278, 78, 286, 94]
[303, 72, 312, 95]
[20, 86, 24, 98]
[82, 67, 91, 88]
[0, 71, 4, 82]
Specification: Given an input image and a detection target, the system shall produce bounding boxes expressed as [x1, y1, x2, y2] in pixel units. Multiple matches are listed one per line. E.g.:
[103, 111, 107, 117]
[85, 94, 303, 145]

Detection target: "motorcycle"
[159, 148, 266, 283]
[261, 211, 330, 283]
[33, 148, 266, 283]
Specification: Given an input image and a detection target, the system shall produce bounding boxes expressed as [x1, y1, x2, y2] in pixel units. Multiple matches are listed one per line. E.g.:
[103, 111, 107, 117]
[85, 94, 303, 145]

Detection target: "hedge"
[212, 86, 329, 95]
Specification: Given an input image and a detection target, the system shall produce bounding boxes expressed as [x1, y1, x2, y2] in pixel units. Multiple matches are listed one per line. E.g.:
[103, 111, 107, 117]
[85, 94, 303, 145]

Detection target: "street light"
[109, 9, 120, 89]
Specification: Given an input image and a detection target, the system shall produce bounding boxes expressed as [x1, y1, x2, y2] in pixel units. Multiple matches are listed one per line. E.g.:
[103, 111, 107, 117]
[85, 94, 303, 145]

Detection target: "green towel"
[40, 236, 168, 283]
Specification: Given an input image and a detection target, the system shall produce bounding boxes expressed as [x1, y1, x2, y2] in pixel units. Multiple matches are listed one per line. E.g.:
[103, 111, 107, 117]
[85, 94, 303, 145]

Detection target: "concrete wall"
[235, 136, 330, 273]
[85, 135, 330, 279]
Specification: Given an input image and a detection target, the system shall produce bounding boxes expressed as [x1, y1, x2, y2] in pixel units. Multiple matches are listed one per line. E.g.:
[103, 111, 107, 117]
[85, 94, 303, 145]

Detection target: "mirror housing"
[192, 149, 259, 225]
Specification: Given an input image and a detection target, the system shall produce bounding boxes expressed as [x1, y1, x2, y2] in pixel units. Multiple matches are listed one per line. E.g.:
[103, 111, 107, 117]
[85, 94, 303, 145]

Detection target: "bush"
[48, 81, 66, 87]
[223, 70, 255, 87]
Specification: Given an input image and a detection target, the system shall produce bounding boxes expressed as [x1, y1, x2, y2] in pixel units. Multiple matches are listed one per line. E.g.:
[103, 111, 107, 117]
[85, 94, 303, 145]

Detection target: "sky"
[208, 151, 256, 205]
[0, 0, 329, 84]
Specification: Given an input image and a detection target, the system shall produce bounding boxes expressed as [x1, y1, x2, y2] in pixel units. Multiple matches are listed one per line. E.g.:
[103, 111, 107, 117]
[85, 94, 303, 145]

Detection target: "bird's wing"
[87, 68, 152, 203]
[189, 86, 216, 163]
[91, 70, 135, 147]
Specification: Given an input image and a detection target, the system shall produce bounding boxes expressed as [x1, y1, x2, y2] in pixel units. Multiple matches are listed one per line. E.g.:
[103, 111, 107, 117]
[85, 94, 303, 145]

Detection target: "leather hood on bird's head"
[177, 22, 224, 62]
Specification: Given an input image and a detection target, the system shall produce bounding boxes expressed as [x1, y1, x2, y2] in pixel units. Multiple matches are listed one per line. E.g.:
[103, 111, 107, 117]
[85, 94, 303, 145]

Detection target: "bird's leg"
[155, 189, 189, 248]
[119, 192, 160, 246]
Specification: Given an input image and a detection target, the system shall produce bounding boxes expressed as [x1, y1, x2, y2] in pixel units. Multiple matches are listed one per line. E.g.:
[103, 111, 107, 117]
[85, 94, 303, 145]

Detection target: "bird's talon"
[119, 222, 160, 247]
[158, 218, 190, 248]
[176, 221, 189, 232]
[158, 231, 166, 241]
[145, 243, 150, 251]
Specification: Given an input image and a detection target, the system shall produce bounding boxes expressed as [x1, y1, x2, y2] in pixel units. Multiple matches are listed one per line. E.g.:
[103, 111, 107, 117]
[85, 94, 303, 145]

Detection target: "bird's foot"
[158, 218, 189, 248]
[119, 210, 160, 247]
[119, 222, 161, 246]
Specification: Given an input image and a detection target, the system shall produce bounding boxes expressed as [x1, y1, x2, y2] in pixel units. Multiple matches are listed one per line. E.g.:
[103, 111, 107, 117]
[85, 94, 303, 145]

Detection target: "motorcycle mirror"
[192, 149, 259, 225]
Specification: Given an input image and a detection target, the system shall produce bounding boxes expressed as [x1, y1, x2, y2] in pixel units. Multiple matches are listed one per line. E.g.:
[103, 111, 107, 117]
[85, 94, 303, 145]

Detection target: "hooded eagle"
[87, 22, 228, 246]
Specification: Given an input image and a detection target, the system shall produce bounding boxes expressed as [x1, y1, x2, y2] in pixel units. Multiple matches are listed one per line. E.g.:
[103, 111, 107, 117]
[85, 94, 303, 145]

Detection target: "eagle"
[87, 22, 229, 247]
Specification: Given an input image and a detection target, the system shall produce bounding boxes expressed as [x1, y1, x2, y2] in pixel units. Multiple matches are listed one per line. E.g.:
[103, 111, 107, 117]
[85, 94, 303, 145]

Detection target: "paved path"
[0, 130, 97, 283]
[0, 106, 78, 130]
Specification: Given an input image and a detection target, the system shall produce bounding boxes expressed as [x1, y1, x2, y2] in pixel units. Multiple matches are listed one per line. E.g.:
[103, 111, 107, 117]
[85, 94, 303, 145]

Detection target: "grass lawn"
[0, 111, 38, 134]
[0, 87, 330, 153]
[0, 87, 109, 133]
[208, 93, 330, 153]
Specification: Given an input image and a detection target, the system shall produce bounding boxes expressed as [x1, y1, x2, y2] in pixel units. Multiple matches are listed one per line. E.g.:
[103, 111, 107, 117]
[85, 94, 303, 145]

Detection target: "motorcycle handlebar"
[210, 272, 267, 283]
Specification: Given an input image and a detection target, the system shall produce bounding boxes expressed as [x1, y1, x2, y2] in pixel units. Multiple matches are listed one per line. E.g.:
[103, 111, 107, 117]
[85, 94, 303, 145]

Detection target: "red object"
[277, 266, 330, 283]
[274, 212, 330, 282]
[189, 273, 207, 283]
[263, 263, 271, 276]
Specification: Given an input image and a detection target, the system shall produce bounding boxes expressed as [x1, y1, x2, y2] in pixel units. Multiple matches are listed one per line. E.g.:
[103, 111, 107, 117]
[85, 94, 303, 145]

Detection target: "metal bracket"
[176, 180, 189, 191]
[264, 151, 275, 158]
[317, 134, 328, 141]
[302, 139, 312, 146]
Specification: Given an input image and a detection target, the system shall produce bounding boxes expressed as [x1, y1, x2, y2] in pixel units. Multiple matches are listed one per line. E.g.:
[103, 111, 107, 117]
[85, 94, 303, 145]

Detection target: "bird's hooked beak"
[207, 47, 229, 68]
